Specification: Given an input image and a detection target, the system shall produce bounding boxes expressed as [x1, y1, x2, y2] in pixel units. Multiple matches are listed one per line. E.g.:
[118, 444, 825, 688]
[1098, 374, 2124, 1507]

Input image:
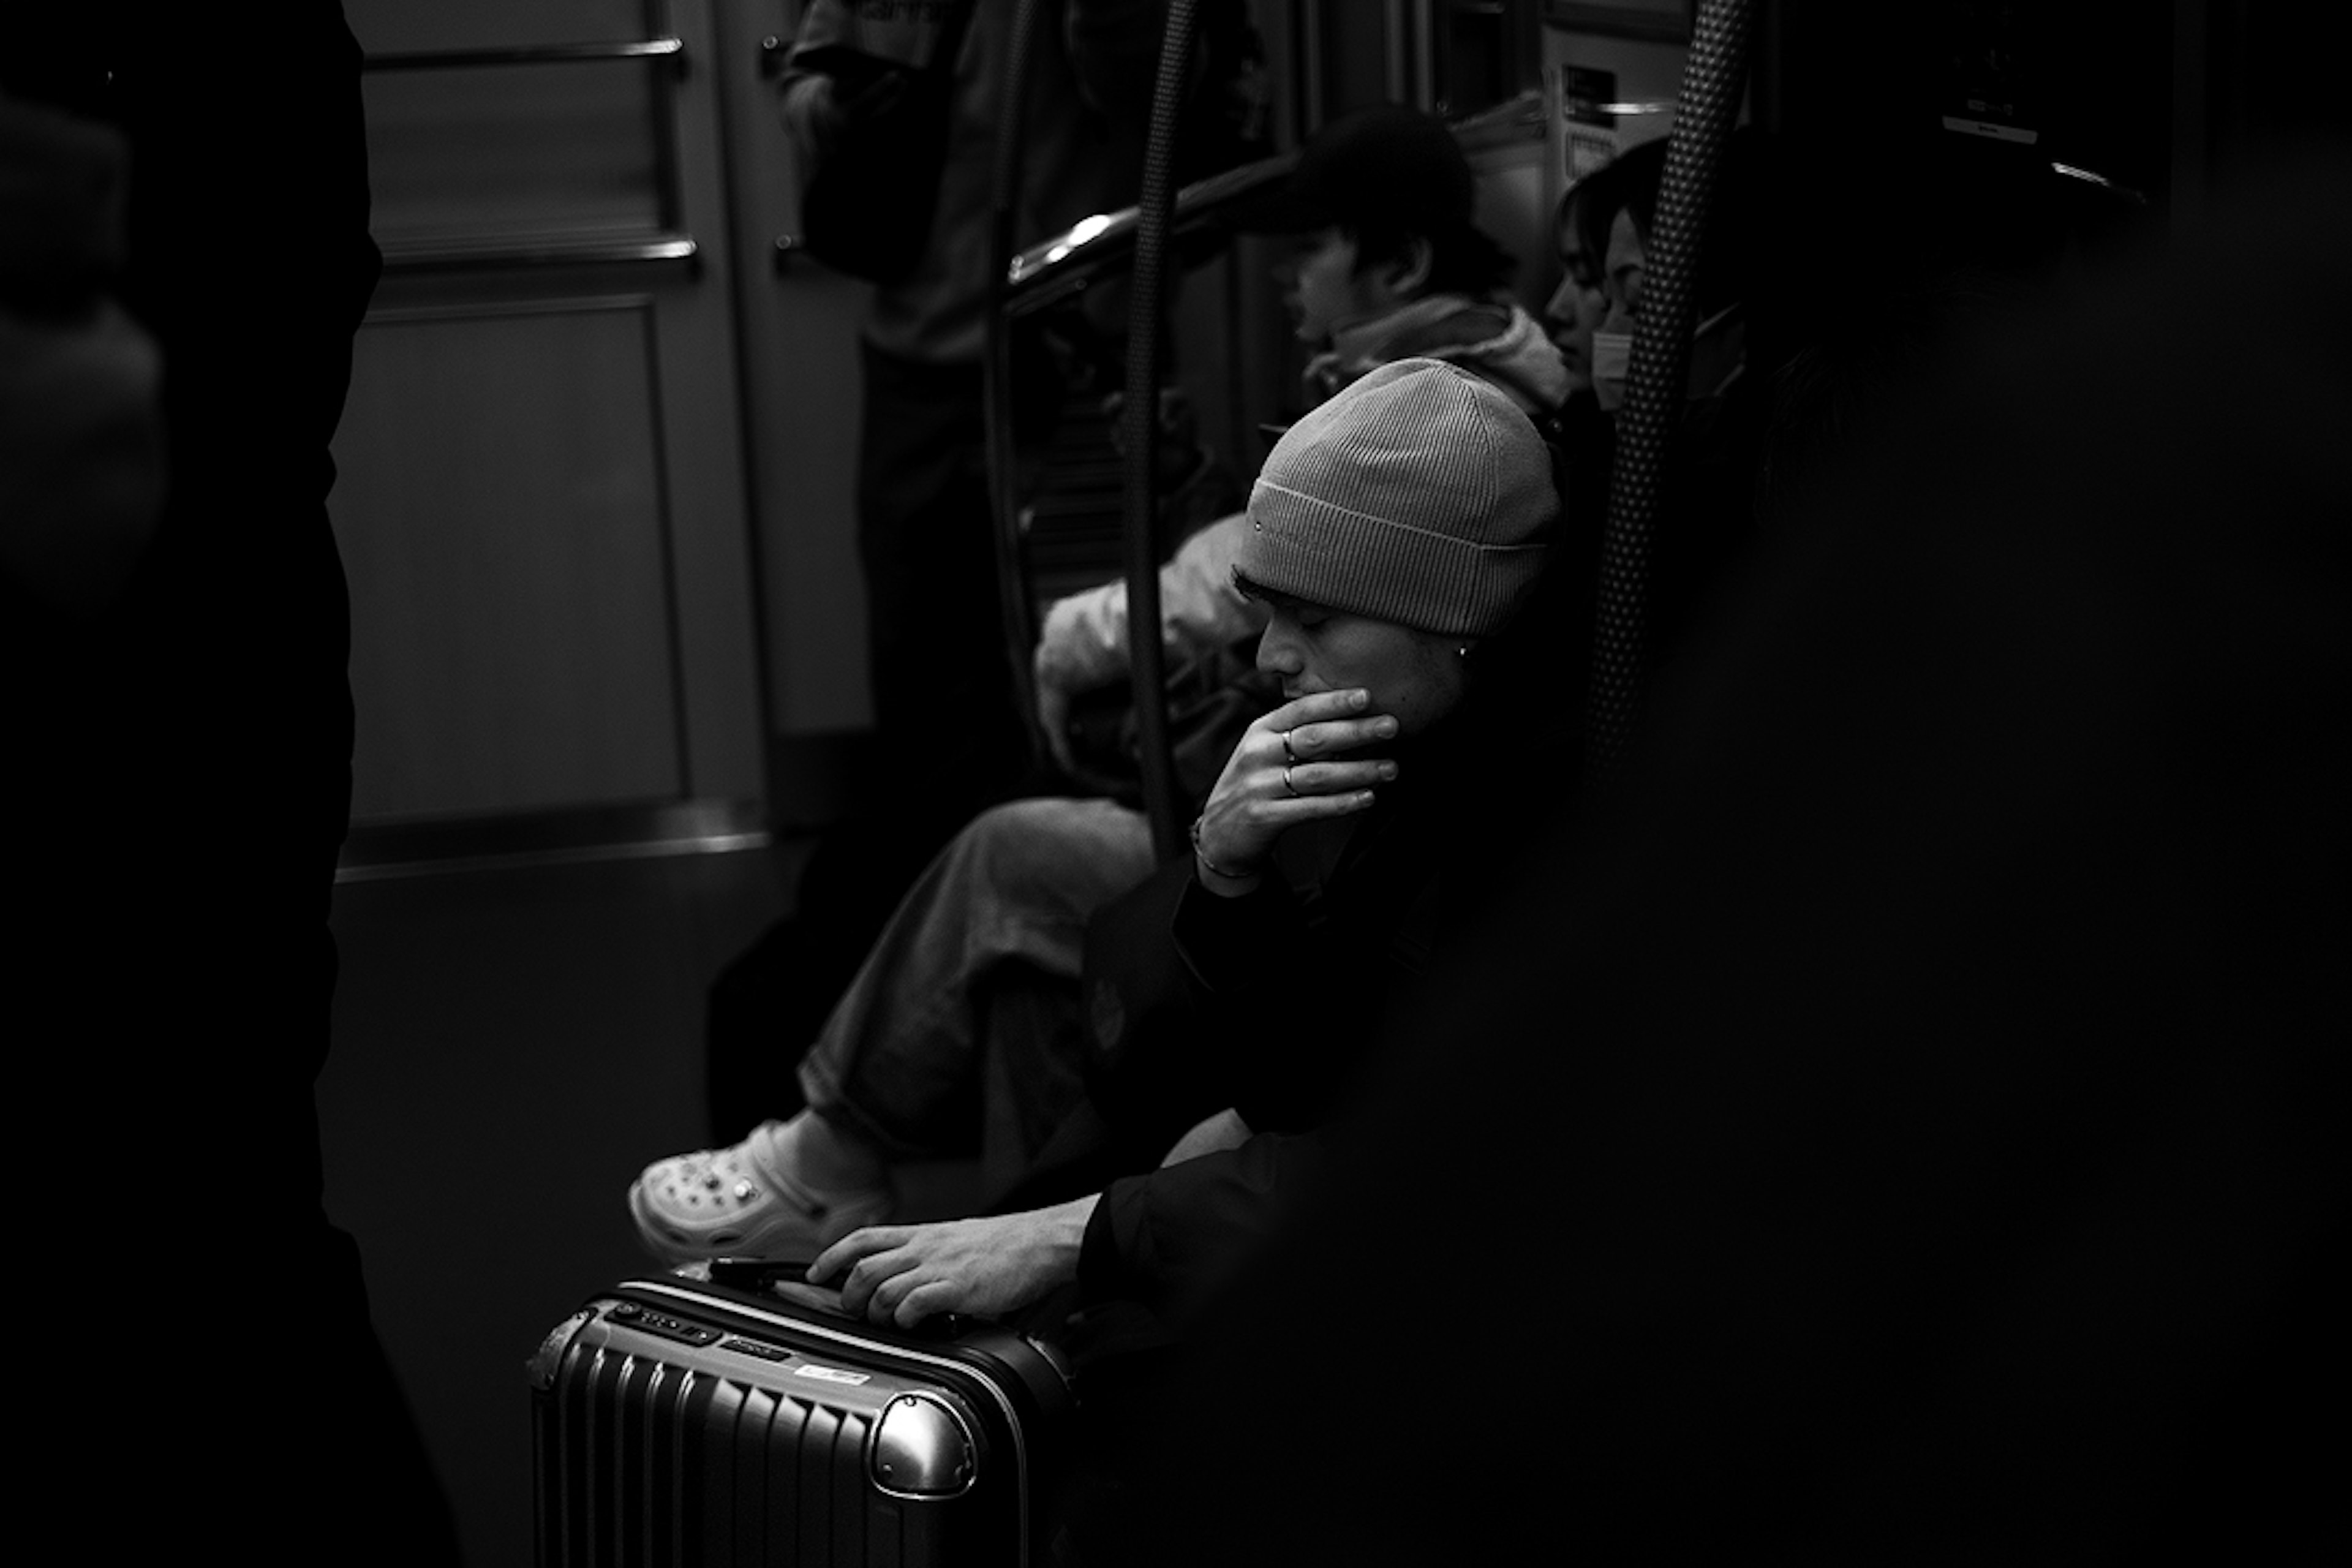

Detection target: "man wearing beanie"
[778, 359, 1560, 1553]
[804, 360, 1558, 1322]
[637, 112, 1573, 1280]
[1237, 356, 1554, 646]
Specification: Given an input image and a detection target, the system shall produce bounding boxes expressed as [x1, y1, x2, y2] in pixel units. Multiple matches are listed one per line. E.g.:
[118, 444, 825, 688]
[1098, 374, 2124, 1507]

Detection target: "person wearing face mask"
[1542, 176, 1610, 397]
[1544, 131, 1771, 673]
[1555, 135, 1753, 412]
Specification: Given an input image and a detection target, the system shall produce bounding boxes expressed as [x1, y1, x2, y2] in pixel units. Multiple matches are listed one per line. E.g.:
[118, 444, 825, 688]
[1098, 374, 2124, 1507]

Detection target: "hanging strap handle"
[1583, 0, 1757, 780]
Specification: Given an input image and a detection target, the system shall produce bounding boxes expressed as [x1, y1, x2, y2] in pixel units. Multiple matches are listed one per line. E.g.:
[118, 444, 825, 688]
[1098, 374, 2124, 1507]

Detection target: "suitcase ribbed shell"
[532, 1282, 1063, 1567]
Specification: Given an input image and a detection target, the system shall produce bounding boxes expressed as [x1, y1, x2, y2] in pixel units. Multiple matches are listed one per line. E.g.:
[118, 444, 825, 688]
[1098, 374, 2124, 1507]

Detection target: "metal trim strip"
[376, 234, 698, 275]
[336, 798, 767, 882]
[364, 37, 685, 72]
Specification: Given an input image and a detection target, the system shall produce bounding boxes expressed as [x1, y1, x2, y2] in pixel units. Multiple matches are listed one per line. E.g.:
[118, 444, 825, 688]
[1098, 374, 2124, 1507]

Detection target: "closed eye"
[1232, 570, 1334, 630]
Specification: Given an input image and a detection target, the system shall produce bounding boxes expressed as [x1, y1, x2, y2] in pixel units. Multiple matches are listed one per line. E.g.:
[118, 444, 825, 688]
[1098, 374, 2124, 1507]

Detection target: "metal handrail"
[1118, 0, 1206, 862]
[363, 37, 684, 73]
[999, 99, 1526, 311]
[983, 0, 1054, 754]
[1001, 154, 1294, 312]
[982, 1, 1215, 858]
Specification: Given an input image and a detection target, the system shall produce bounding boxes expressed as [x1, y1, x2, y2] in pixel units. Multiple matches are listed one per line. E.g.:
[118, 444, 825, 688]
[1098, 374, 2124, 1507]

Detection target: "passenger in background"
[778, 0, 1195, 807]
[646, 107, 1574, 1266]
[1540, 132, 1772, 684]
[1569, 135, 1755, 417]
[0, 100, 163, 608]
[707, 0, 1262, 1140]
[1540, 161, 1610, 396]
[4, 9, 459, 1562]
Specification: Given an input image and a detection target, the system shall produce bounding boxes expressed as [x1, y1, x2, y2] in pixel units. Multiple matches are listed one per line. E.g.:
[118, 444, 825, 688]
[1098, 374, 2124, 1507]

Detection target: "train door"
[331, 0, 775, 865]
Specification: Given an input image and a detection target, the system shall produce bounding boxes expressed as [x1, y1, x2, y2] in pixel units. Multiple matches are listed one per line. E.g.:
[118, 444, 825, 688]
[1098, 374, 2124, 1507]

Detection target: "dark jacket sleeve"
[1166, 871, 1355, 1133]
[1076, 808, 1440, 1321]
[1167, 863, 1294, 997]
[1080, 851, 1298, 1163]
[1077, 1128, 1323, 1322]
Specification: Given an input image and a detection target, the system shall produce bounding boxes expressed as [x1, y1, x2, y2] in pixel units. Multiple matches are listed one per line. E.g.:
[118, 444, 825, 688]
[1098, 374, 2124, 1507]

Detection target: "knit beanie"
[1240, 358, 1556, 638]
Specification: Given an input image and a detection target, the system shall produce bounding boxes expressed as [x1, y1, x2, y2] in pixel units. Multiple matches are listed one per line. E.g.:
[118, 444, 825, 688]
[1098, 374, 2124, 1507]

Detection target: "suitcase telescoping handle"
[707, 1255, 821, 1287]
[707, 1256, 981, 1341]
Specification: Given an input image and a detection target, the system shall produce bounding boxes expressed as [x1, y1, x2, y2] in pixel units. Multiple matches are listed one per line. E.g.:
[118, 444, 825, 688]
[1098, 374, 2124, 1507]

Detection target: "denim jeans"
[798, 796, 1157, 1165]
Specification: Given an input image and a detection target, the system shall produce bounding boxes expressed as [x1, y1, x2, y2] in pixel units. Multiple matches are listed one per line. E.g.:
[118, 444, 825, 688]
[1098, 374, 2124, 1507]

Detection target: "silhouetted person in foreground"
[1110, 146, 2352, 1565]
[7, 7, 459, 1561]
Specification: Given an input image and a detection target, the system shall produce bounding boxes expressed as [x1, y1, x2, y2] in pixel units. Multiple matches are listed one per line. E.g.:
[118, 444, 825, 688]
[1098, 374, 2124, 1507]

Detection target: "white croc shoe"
[628, 1120, 892, 1265]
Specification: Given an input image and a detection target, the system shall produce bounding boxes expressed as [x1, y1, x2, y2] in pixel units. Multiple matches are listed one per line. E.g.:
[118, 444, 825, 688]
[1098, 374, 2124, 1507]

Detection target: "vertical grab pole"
[1582, 0, 1755, 780]
[984, 0, 1049, 761]
[1121, 0, 1202, 863]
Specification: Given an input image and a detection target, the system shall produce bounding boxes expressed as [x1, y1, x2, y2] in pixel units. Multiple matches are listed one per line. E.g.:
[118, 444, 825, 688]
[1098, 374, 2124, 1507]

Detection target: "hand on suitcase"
[809, 1195, 1101, 1328]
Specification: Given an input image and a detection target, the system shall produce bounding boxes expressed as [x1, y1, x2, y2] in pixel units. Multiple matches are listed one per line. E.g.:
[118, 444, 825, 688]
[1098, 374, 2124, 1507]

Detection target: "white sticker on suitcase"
[795, 1364, 872, 1385]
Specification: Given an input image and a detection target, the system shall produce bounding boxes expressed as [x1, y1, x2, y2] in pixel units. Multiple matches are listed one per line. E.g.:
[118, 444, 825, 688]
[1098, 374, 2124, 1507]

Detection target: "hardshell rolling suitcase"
[530, 1268, 1076, 1566]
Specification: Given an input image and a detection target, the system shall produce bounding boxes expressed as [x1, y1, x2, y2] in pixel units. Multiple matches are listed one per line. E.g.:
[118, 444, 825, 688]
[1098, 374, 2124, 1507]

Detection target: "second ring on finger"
[1283, 764, 1300, 797]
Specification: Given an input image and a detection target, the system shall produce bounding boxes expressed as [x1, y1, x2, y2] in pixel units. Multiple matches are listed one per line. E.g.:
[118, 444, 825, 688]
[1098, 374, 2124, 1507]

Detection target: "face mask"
[1589, 304, 1746, 412]
[1590, 329, 1634, 411]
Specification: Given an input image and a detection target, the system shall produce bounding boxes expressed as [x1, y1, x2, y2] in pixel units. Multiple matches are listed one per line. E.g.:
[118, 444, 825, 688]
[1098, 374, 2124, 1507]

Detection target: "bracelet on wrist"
[1189, 815, 1262, 882]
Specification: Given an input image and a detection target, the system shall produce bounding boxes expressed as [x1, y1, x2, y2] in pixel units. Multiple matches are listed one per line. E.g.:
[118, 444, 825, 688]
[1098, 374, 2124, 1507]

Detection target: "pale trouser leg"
[797, 797, 1154, 1159]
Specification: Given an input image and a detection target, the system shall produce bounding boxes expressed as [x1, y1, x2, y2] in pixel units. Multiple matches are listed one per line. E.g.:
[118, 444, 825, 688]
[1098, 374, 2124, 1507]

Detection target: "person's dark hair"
[1553, 181, 1605, 291]
[1263, 103, 1516, 298]
[1564, 138, 1663, 274]
[1349, 214, 1516, 299]
[1565, 133, 1754, 321]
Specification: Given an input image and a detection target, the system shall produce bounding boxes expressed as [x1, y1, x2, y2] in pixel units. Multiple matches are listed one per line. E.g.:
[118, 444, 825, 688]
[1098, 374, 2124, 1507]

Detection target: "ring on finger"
[1281, 729, 1298, 766]
[1283, 765, 1299, 797]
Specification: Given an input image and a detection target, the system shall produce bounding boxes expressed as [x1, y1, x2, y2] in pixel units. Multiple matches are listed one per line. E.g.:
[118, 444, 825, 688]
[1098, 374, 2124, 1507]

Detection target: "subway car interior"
[7, 2, 2346, 1564]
